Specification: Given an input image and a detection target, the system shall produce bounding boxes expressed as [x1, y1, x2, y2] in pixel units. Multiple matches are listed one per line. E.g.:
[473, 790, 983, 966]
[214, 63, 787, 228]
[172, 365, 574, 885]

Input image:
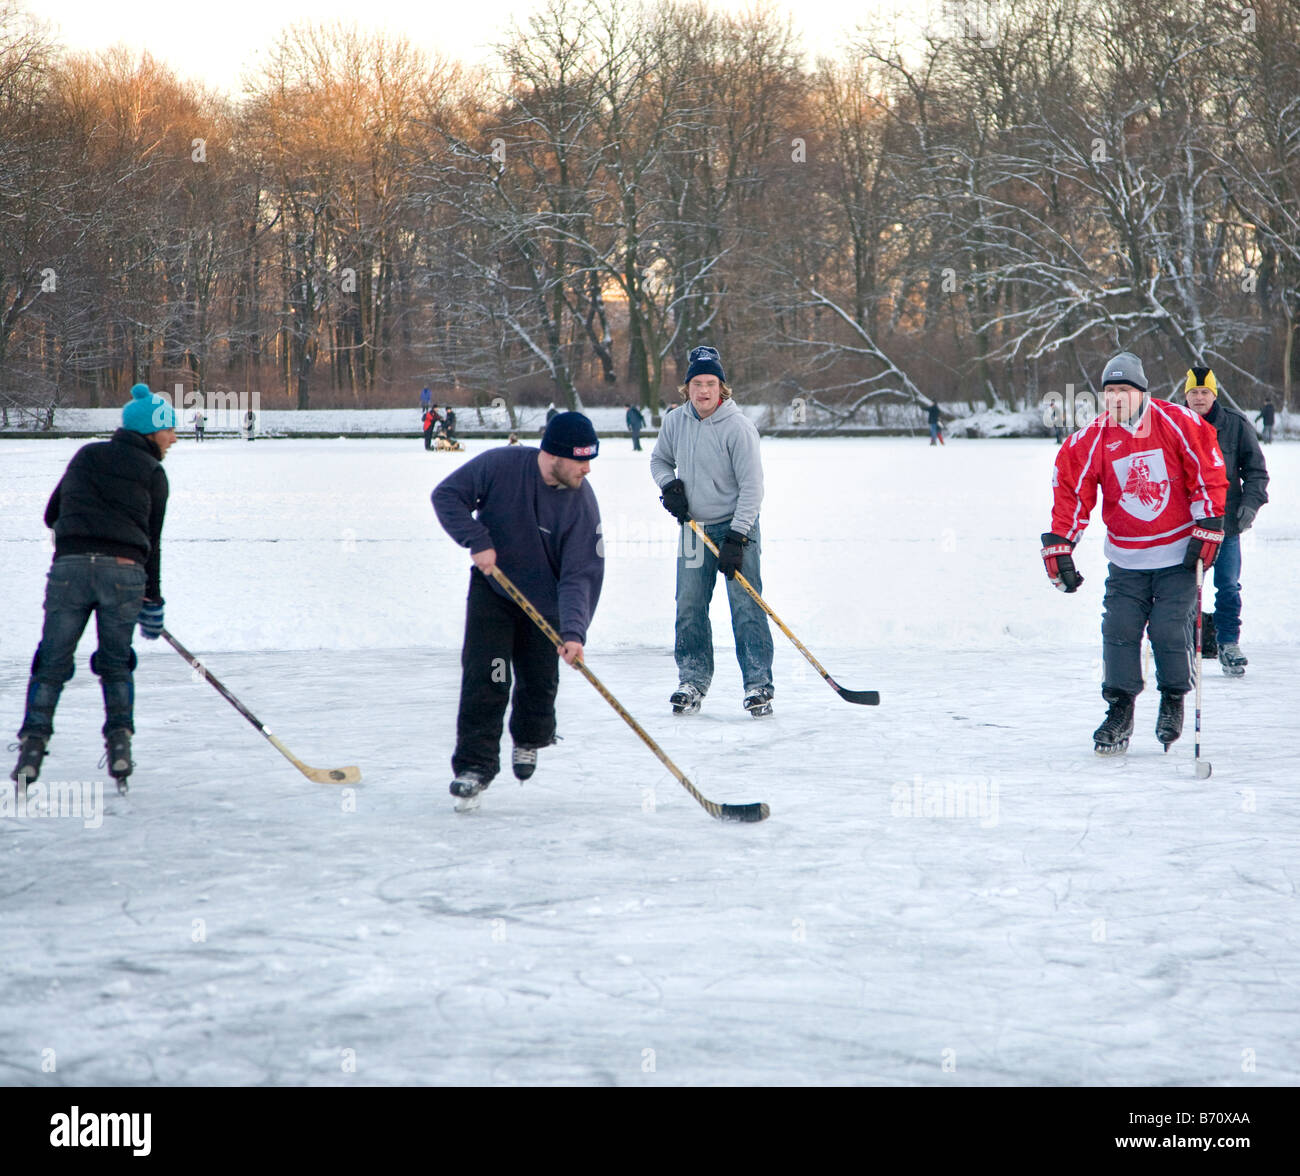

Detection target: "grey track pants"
[1101, 562, 1196, 696]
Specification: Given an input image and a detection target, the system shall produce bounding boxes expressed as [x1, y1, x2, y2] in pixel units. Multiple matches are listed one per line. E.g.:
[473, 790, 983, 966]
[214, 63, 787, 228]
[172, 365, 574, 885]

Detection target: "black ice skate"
[742, 685, 774, 718]
[670, 683, 703, 715]
[1093, 689, 1134, 756]
[1199, 613, 1217, 659]
[450, 770, 489, 811]
[512, 746, 538, 780]
[1156, 690, 1184, 751]
[10, 734, 47, 793]
[104, 729, 133, 794]
[1218, 643, 1247, 677]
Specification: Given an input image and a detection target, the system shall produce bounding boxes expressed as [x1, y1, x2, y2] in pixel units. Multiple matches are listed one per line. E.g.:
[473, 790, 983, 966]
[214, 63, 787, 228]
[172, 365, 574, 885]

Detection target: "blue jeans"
[674, 519, 774, 694]
[20, 555, 145, 738]
[1211, 534, 1243, 645]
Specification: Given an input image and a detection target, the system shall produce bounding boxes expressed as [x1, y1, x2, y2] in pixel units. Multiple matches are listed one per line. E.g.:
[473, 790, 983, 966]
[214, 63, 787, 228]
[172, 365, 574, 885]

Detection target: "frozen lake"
[1, 435, 1297, 1085]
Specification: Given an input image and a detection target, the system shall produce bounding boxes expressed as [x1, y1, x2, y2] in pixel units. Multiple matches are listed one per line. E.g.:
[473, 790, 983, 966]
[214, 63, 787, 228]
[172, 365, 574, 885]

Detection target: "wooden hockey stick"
[687, 521, 880, 705]
[162, 630, 361, 785]
[488, 567, 768, 823]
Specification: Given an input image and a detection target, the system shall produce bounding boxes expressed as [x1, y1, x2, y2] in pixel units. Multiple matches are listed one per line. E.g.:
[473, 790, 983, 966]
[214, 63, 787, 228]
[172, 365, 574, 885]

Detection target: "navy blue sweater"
[432, 447, 604, 644]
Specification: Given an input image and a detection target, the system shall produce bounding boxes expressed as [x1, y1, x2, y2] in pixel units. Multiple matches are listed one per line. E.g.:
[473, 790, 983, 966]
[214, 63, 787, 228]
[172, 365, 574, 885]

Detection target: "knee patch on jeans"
[90, 648, 137, 677]
[32, 643, 74, 683]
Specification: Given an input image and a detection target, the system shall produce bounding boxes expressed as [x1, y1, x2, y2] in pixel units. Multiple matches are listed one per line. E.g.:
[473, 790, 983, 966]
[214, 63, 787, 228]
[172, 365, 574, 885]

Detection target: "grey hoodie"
[650, 398, 763, 534]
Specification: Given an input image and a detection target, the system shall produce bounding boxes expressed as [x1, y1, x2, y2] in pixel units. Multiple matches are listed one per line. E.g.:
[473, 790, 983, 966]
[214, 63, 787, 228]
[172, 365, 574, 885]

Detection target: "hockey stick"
[1193, 560, 1212, 779]
[161, 630, 361, 785]
[686, 521, 880, 705]
[487, 567, 768, 823]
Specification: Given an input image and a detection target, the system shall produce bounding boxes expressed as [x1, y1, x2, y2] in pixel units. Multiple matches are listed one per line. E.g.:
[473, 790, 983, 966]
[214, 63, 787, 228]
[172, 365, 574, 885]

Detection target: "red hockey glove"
[1183, 517, 1224, 570]
[1040, 532, 1083, 593]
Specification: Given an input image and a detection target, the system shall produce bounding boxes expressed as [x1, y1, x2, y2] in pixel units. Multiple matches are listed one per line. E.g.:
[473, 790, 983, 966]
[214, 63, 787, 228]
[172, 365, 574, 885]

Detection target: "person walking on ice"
[432, 412, 604, 808]
[1040, 351, 1227, 755]
[651, 344, 774, 718]
[10, 384, 176, 792]
[1184, 367, 1269, 677]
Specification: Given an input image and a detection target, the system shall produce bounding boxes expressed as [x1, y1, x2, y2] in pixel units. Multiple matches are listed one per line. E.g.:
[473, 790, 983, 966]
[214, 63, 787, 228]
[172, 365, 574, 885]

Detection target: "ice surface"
[1, 436, 1297, 1085]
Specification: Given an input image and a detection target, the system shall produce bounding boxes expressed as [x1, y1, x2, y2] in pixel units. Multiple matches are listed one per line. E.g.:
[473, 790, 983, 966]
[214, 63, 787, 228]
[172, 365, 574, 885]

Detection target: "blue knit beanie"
[541, 411, 599, 460]
[122, 384, 178, 434]
[685, 345, 726, 384]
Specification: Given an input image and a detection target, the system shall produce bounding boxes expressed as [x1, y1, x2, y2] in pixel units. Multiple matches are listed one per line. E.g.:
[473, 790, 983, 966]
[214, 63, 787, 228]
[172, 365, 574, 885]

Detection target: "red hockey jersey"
[1050, 397, 1227, 570]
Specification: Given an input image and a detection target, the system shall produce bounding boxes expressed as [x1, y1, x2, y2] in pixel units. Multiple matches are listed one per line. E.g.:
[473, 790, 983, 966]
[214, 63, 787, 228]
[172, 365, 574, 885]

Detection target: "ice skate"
[742, 685, 774, 718]
[1093, 689, 1134, 756]
[450, 770, 489, 811]
[1156, 690, 1184, 750]
[104, 728, 132, 794]
[10, 734, 47, 793]
[670, 682, 703, 715]
[1218, 643, 1247, 677]
[511, 746, 538, 781]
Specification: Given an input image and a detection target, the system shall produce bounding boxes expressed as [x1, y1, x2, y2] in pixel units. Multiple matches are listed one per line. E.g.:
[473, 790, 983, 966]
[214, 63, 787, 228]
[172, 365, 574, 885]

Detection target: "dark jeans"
[452, 570, 560, 782]
[674, 518, 774, 695]
[20, 554, 146, 738]
[1211, 534, 1243, 645]
[1101, 562, 1196, 696]
[631, 428, 642, 451]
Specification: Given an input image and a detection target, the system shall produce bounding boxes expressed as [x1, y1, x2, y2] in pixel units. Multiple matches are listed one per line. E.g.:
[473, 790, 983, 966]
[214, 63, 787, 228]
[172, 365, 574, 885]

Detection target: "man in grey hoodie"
[651, 345, 774, 717]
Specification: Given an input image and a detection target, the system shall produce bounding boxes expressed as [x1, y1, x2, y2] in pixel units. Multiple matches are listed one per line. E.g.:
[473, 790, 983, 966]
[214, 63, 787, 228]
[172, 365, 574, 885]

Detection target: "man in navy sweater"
[432, 412, 604, 806]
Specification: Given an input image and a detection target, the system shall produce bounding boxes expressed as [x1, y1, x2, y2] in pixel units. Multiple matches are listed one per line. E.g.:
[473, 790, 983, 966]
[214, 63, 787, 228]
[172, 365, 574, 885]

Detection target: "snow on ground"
[1, 436, 1297, 1086]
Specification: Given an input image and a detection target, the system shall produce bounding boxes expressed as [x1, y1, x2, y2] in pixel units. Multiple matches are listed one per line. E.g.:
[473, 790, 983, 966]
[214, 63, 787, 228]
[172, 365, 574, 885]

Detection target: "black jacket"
[44, 428, 170, 598]
[1203, 402, 1268, 537]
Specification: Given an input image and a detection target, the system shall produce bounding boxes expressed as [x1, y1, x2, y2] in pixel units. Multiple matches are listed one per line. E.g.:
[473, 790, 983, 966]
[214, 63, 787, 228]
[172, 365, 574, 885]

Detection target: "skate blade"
[671, 705, 701, 716]
[454, 794, 482, 813]
[1094, 740, 1129, 757]
[746, 704, 773, 718]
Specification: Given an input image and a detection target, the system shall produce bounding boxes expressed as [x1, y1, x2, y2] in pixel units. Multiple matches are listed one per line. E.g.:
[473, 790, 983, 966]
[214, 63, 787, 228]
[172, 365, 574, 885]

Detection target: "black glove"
[1183, 517, 1224, 570]
[718, 530, 747, 580]
[1236, 504, 1257, 532]
[1040, 532, 1083, 593]
[659, 478, 690, 523]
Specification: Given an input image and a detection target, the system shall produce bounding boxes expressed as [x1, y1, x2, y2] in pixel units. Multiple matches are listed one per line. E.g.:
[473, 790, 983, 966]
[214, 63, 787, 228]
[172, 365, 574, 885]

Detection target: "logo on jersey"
[1113, 449, 1170, 521]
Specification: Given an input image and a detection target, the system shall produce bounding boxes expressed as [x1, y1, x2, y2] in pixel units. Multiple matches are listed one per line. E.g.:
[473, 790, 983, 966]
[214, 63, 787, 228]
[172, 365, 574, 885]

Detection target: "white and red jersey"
[1050, 397, 1227, 570]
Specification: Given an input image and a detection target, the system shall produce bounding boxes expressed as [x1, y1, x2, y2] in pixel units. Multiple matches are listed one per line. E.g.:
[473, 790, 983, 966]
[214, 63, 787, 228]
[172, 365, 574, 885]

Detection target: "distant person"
[1255, 400, 1276, 444]
[545, 403, 559, 425]
[193, 407, 206, 443]
[420, 387, 432, 413]
[508, 433, 520, 445]
[926, 401, 945, 446]
[244, 409, 256, 441]
[626, 403, 646, 451]
[1184, 368, 1269, 677]
[422, 408, 436, 450]
[10, 384, 176, 791]
[443, 405, 457, 441]
[1050, 401, 1064, 444]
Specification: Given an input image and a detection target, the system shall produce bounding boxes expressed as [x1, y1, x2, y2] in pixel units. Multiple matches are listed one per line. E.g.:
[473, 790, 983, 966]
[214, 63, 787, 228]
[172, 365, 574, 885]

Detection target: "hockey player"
[10, 384, 175, 790]
[651, 344, 774, 718]
[1040, 352, 1227, 755]
[1183, 367, 1269, 676]
[432, 412, 604, 806]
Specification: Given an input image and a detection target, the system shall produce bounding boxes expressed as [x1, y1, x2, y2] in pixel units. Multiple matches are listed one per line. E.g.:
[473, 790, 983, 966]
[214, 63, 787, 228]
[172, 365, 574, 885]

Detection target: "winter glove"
[1236, 504, 1257, 532]
[717, 530, 747, 580]
[659, 478, 691, 524]
[1183, 517, 1224, 570]
[138, 599, 165, 641]
[1040, 532, 1083, 593]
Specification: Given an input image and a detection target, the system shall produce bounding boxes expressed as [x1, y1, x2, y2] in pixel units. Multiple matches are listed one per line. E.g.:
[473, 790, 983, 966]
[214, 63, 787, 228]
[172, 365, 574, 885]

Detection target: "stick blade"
[833, 685, 880, 706]
[299, 764, 362, 785]
[1195, 762, 1212, 779]
[720, 802, 770, 823]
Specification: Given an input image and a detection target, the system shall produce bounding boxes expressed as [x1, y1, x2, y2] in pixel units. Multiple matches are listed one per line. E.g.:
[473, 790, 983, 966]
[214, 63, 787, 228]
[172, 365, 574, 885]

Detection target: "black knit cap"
[541, 411, 599, 460]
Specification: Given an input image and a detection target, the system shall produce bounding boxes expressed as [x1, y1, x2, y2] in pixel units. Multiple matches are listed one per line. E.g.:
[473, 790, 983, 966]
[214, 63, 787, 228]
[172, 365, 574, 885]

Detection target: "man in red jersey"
[1040, 352, 1227, 755]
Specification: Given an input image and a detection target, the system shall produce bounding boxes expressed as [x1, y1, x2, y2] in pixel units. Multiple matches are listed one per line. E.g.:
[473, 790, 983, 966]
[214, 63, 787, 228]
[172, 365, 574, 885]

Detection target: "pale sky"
[34, 0, 937, 95]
